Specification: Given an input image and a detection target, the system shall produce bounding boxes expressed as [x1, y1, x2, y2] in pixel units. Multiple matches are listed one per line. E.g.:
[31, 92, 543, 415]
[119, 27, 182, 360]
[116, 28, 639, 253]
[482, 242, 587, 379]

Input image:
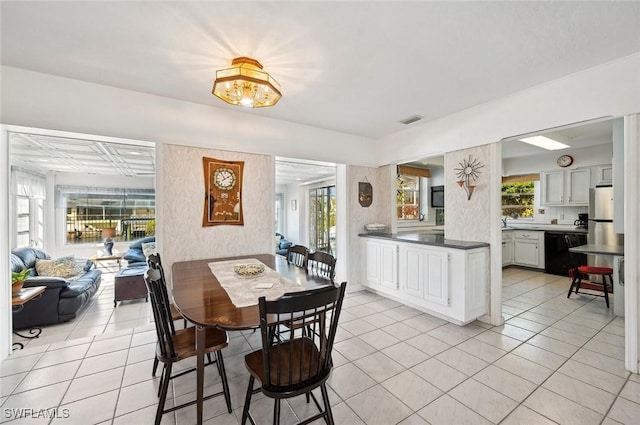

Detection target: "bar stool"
[565, 234, 613, 307]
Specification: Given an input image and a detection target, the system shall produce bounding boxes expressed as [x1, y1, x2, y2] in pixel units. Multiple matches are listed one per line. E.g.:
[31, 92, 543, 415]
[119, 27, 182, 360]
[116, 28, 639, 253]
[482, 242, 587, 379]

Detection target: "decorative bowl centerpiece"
[364, 223, 387, 234]
[233, 263, 265, 278]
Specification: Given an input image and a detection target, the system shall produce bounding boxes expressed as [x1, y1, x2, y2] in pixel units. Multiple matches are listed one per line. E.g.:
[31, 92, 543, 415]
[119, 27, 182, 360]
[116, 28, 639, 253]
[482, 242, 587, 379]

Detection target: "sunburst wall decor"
[454, 155, 484, 200]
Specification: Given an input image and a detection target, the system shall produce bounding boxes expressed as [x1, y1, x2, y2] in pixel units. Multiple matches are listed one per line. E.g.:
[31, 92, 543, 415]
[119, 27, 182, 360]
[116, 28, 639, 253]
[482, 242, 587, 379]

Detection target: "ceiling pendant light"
[212, 57, 282, 108]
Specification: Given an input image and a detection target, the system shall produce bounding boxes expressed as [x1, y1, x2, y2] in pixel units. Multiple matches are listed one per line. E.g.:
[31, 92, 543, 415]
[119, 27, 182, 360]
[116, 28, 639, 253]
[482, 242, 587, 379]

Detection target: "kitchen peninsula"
[360, 231, 489, 325]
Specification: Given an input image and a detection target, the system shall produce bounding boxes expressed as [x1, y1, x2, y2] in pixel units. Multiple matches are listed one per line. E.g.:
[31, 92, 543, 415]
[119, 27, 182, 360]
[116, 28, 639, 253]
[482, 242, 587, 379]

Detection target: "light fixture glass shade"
[212, 57, 282, 108]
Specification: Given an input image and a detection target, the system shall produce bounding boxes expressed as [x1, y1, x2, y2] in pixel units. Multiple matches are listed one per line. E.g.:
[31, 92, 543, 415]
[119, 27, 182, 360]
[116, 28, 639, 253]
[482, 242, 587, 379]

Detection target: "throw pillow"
[142, 242, 157, 258]
[35, 256, 83, 278]
[275, 235, 282, 250]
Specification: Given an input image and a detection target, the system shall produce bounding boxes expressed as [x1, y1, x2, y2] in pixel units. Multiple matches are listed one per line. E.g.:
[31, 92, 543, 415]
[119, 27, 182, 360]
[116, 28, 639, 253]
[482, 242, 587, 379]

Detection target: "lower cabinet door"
[379, 243, 398, 290]
[399, 246, 448, 306]
[423, 250, 448, 306]
[365, 240, 381, 284]
[401, 246, 423, 298]
[514, 239, 539, 267]
[502, 240, 513, 266]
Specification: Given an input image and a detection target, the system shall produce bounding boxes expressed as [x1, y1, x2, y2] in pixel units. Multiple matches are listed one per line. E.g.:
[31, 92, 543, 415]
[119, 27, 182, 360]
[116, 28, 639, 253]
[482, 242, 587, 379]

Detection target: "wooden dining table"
[171, 254, 329, 425]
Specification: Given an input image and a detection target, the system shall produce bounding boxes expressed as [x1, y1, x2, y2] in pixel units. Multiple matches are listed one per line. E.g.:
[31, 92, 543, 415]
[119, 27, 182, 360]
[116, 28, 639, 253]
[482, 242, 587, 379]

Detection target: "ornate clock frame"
[202, 157, 244, 226]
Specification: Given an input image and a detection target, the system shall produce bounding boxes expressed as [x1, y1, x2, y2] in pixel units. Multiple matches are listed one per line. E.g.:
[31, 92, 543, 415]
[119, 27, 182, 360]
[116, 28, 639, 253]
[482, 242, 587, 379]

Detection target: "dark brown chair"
[287, 245, 309, 269]
[565, 234, 613, 307]
[307, 251, 336, 283]
[147, 253, 189, 377]
[241, 283, 347, 425]
[145, 257, 232, 425]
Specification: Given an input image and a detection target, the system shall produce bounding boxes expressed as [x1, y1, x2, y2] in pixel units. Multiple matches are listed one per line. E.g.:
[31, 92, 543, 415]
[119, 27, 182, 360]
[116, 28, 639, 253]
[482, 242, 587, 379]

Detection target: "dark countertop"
[359, 232, 489, 250]
[568, 244, 624, 256]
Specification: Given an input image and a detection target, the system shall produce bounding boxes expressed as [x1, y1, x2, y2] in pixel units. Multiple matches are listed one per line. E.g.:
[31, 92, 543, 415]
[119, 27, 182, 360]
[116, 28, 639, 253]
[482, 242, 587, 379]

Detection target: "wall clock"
[556, 154, 574, 168]
[202, 157, 244, 226]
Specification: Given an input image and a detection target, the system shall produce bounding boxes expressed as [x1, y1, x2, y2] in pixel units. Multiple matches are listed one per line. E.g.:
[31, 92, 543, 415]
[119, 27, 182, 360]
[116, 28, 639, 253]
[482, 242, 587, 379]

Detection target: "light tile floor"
[3, 267, 639, 424]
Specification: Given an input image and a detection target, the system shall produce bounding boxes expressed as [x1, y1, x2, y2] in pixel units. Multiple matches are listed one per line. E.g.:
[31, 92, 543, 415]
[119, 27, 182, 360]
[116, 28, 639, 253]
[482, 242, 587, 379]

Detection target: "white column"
[624, 114, 639, 373]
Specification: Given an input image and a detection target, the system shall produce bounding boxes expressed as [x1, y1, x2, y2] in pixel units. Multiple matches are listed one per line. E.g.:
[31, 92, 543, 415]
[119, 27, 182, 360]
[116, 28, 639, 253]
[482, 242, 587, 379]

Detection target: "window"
[397, 175, 420, 220]
[502, 181, 535, 218]
[58, 186, 155, 243]
[309, 185, 336, 255]
[12, 168, 46, 248]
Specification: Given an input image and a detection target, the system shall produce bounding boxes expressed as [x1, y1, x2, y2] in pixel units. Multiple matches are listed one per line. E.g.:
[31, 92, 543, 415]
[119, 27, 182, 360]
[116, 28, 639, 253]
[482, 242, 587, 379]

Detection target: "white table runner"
[208, 258, 304, 308]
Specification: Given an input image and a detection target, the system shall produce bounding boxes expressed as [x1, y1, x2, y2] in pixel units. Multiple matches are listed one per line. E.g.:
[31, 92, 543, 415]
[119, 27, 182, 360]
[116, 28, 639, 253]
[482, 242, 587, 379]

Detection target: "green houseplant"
[11, 267, 31, 296]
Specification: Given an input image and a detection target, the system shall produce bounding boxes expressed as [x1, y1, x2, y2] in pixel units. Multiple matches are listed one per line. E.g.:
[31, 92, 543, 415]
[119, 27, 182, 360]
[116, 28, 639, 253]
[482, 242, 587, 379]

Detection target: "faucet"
[501, 217, 507, 228]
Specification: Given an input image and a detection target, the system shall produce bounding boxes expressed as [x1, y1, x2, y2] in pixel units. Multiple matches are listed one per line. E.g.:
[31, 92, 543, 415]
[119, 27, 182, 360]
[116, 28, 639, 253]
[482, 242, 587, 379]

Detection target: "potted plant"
[11, 267, 31, 296]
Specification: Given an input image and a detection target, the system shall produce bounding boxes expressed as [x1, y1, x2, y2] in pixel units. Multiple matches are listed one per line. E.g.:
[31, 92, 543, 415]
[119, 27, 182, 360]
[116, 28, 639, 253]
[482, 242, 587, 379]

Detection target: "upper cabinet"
[540, 168, 590, 206]
[595, 165, 613, 185]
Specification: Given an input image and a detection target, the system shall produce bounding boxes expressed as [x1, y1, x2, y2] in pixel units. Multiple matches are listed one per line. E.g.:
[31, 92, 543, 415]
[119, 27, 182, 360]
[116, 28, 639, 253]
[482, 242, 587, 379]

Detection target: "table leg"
[12, 328, 42, 350]
[196, 325, 205, 425]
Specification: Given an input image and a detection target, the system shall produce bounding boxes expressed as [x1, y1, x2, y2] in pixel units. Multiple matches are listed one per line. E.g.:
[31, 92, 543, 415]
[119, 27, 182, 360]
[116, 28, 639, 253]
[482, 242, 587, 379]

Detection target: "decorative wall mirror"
[358, 179, 372, 207]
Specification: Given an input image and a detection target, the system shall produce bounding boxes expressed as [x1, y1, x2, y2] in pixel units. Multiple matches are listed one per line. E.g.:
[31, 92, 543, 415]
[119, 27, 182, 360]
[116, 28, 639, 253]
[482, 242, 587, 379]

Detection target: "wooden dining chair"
[565, 234, 613, 307]
[147, 253, 189, 377]
[145, 263, 232, 425]
[241, 282, 347, 425]
[307, 251, 336, 283]
[287, 245, 309, 269]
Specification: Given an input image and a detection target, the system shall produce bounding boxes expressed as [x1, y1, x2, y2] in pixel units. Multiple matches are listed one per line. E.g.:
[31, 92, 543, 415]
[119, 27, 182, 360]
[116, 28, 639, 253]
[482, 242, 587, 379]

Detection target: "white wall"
[281, 183, 301, 244]
[0, 66, 376, 167]
[445, 145, 493, 244]
[160, 144, 274, 285]
[376, 53, 640, 165]
[1, 127, 11, 358]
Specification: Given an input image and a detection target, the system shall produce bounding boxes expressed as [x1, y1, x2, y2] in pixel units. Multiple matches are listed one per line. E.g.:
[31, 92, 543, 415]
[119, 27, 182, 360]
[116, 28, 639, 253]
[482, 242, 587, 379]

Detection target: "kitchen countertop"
[502, 224, 588, 234]
[359, 232, 489, 250]
[568, 244, 624, 256]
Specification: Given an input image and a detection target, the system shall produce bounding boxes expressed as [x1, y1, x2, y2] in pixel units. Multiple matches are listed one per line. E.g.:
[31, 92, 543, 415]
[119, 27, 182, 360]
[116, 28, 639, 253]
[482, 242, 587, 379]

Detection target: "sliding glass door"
[309, 185, 336, 255]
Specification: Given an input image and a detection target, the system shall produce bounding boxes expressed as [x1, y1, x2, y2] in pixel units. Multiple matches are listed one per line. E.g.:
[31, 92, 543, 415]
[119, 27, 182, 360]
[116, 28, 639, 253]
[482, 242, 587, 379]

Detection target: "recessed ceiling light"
[519, 135, 570, 150]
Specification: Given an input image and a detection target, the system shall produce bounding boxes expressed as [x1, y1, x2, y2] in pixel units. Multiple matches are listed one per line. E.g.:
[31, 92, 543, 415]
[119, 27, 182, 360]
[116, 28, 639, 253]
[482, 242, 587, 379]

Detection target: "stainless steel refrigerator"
[588, 185, 624, 268]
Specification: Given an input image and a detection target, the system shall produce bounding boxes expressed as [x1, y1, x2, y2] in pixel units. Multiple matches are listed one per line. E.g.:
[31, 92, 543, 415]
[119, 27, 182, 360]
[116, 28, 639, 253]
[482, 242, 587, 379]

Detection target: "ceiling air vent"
[399, 115, 423, 125]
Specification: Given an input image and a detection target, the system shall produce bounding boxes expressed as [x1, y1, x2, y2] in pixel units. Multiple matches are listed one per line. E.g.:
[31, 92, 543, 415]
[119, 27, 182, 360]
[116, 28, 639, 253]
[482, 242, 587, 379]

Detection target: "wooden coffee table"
[90, 253, 123, 270]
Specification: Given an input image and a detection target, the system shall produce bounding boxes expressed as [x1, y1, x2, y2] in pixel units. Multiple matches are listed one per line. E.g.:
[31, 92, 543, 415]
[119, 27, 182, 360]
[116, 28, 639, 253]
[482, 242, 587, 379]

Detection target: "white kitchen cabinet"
[365, 240, 381, 284]
[540, 168, 590, 206]
[541, 171, 564, 205]
[513, 230, 545, 269]
[399, 245, 448, 306]
[595, 165, 613, 185]
[502, 230, 513, 267]
[363, 237, 488, 325]
[566, 169, 590, 205]
[380, 242, 399, 290]
[365, 239, 398, 292]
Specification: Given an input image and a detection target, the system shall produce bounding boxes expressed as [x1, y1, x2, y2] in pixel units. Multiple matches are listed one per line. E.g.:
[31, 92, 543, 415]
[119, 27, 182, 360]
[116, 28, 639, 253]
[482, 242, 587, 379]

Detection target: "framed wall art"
[202, 157, 244, 226]
[358, 178, 372, 207]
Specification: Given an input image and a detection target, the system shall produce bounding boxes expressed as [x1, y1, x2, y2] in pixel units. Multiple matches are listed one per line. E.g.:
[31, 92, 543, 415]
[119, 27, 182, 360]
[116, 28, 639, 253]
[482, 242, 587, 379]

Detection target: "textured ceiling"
[2, 1, 639, 139]
[9, 131, 335, 183]
[9, 133, 155, 177]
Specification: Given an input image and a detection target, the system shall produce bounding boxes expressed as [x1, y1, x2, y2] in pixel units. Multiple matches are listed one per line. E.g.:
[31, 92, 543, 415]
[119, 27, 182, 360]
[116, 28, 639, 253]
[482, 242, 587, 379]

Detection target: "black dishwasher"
[544, 231, 587, 276]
